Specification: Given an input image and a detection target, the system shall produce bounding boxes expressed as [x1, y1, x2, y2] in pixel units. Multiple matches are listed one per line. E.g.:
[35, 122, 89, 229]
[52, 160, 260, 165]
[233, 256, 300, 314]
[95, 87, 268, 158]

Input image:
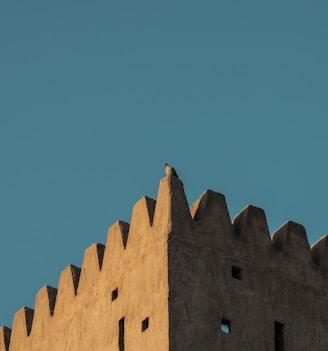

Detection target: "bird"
[164, 163, 179, 178]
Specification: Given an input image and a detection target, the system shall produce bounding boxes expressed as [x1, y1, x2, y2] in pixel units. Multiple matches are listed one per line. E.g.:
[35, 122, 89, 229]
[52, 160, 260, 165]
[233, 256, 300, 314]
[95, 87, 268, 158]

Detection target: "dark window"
[142, 317, 149, 332]
[112, 288, 118, 301]
[232, 266, 242, 280]
[275, 321, 285, 351]
[119, 317, 125, 351]
[220, 318, 231, 334]
[118, 317, 124, 351]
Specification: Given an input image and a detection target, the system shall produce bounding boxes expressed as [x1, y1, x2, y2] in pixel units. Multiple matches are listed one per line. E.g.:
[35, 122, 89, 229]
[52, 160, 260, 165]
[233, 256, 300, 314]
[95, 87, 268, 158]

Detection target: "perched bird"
[164, 163, 179, 178]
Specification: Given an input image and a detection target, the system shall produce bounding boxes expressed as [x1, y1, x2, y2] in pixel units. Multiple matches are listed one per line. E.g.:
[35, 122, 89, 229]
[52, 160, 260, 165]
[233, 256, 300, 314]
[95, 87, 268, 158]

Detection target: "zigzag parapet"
[1, 175, 328, 351]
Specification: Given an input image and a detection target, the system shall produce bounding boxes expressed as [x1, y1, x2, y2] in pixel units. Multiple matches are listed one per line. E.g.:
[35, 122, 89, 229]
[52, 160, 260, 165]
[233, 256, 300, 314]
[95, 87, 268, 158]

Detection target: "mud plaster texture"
[1, 176, 328, 351]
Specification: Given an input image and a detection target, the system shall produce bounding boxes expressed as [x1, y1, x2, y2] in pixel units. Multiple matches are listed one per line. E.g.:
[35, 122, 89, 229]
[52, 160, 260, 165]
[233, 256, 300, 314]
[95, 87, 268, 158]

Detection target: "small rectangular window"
[112, 288, 118, 301]
[220, 318, 231, 334]
[119, 317, 125, 351]
[142, 317, 149, 332]
[232, 266, 242, 280]
[275, 321, 285, 351]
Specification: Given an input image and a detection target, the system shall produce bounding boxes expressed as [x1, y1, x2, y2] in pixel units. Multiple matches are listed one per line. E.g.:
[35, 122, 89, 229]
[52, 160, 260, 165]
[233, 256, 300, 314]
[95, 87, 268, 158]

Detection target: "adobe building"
[1, 175, 328, 350]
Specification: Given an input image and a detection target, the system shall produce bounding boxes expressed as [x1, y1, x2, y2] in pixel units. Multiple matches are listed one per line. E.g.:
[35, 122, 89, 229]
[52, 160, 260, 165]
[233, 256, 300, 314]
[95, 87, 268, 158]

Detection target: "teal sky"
[1, 1, 328, 327]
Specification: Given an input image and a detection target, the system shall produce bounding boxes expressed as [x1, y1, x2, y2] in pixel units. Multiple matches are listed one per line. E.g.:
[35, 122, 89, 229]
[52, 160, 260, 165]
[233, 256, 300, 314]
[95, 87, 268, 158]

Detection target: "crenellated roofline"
[1, 175, 327, 350]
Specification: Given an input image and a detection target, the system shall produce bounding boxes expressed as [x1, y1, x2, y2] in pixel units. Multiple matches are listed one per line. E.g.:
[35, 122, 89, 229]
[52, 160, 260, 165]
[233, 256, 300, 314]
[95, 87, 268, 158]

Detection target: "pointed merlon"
[102, 221, 130, 272]
[272, 221, 312, 261]
[311, 235, 328, 269]
[153, 176, 191, 231]
[232, 205, 272, 255]
[83, 243, 106, 271]
[190, 190, 233, 247]
[77, 243, 106, 295]
[57, 264, 81, 297]
[191, 190, 231, 224]
[32, 285, 58, 333]
[164, 163, 179, 178]
[55, 265, 81, 314]
[35, 285, 58, 317]
[106, 221, 130, 249]
[12, 307, 34, 337]
[0, 326, 11, 351]
[129, 196, 156, 234]
[233, 205, 269, 237]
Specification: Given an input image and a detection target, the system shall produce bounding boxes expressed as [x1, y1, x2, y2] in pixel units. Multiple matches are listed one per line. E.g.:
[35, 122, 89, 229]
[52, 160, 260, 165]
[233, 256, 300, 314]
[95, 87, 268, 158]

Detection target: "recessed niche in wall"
[220, 318, 231, 334]
[275, 321, 285, 351]
[142, 317, 149, 332]
[119, 317, 125, 351]
[112, 288, 118, 301]
[232, 266, 242, 280]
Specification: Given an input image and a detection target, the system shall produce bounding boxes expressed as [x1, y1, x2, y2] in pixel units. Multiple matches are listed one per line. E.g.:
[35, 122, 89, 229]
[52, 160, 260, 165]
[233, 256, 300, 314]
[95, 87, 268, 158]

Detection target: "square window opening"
[232, 266, 242, 280]
[220, 318, 231, 334]
[142, 317, 149, 332]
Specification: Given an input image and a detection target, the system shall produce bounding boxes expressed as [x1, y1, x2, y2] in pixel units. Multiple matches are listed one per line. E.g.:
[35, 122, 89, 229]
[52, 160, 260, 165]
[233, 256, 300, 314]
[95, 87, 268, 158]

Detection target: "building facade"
[1, 175, 327, 350]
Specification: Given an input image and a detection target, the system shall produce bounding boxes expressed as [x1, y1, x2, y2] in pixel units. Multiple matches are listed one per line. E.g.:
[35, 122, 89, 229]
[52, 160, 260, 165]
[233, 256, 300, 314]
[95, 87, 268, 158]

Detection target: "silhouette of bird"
[164, 163, 179, 178]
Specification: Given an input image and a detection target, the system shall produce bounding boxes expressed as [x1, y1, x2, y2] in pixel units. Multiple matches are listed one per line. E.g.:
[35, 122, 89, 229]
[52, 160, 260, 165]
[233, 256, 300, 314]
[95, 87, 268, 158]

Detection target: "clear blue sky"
[1, 0, 328, 327]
